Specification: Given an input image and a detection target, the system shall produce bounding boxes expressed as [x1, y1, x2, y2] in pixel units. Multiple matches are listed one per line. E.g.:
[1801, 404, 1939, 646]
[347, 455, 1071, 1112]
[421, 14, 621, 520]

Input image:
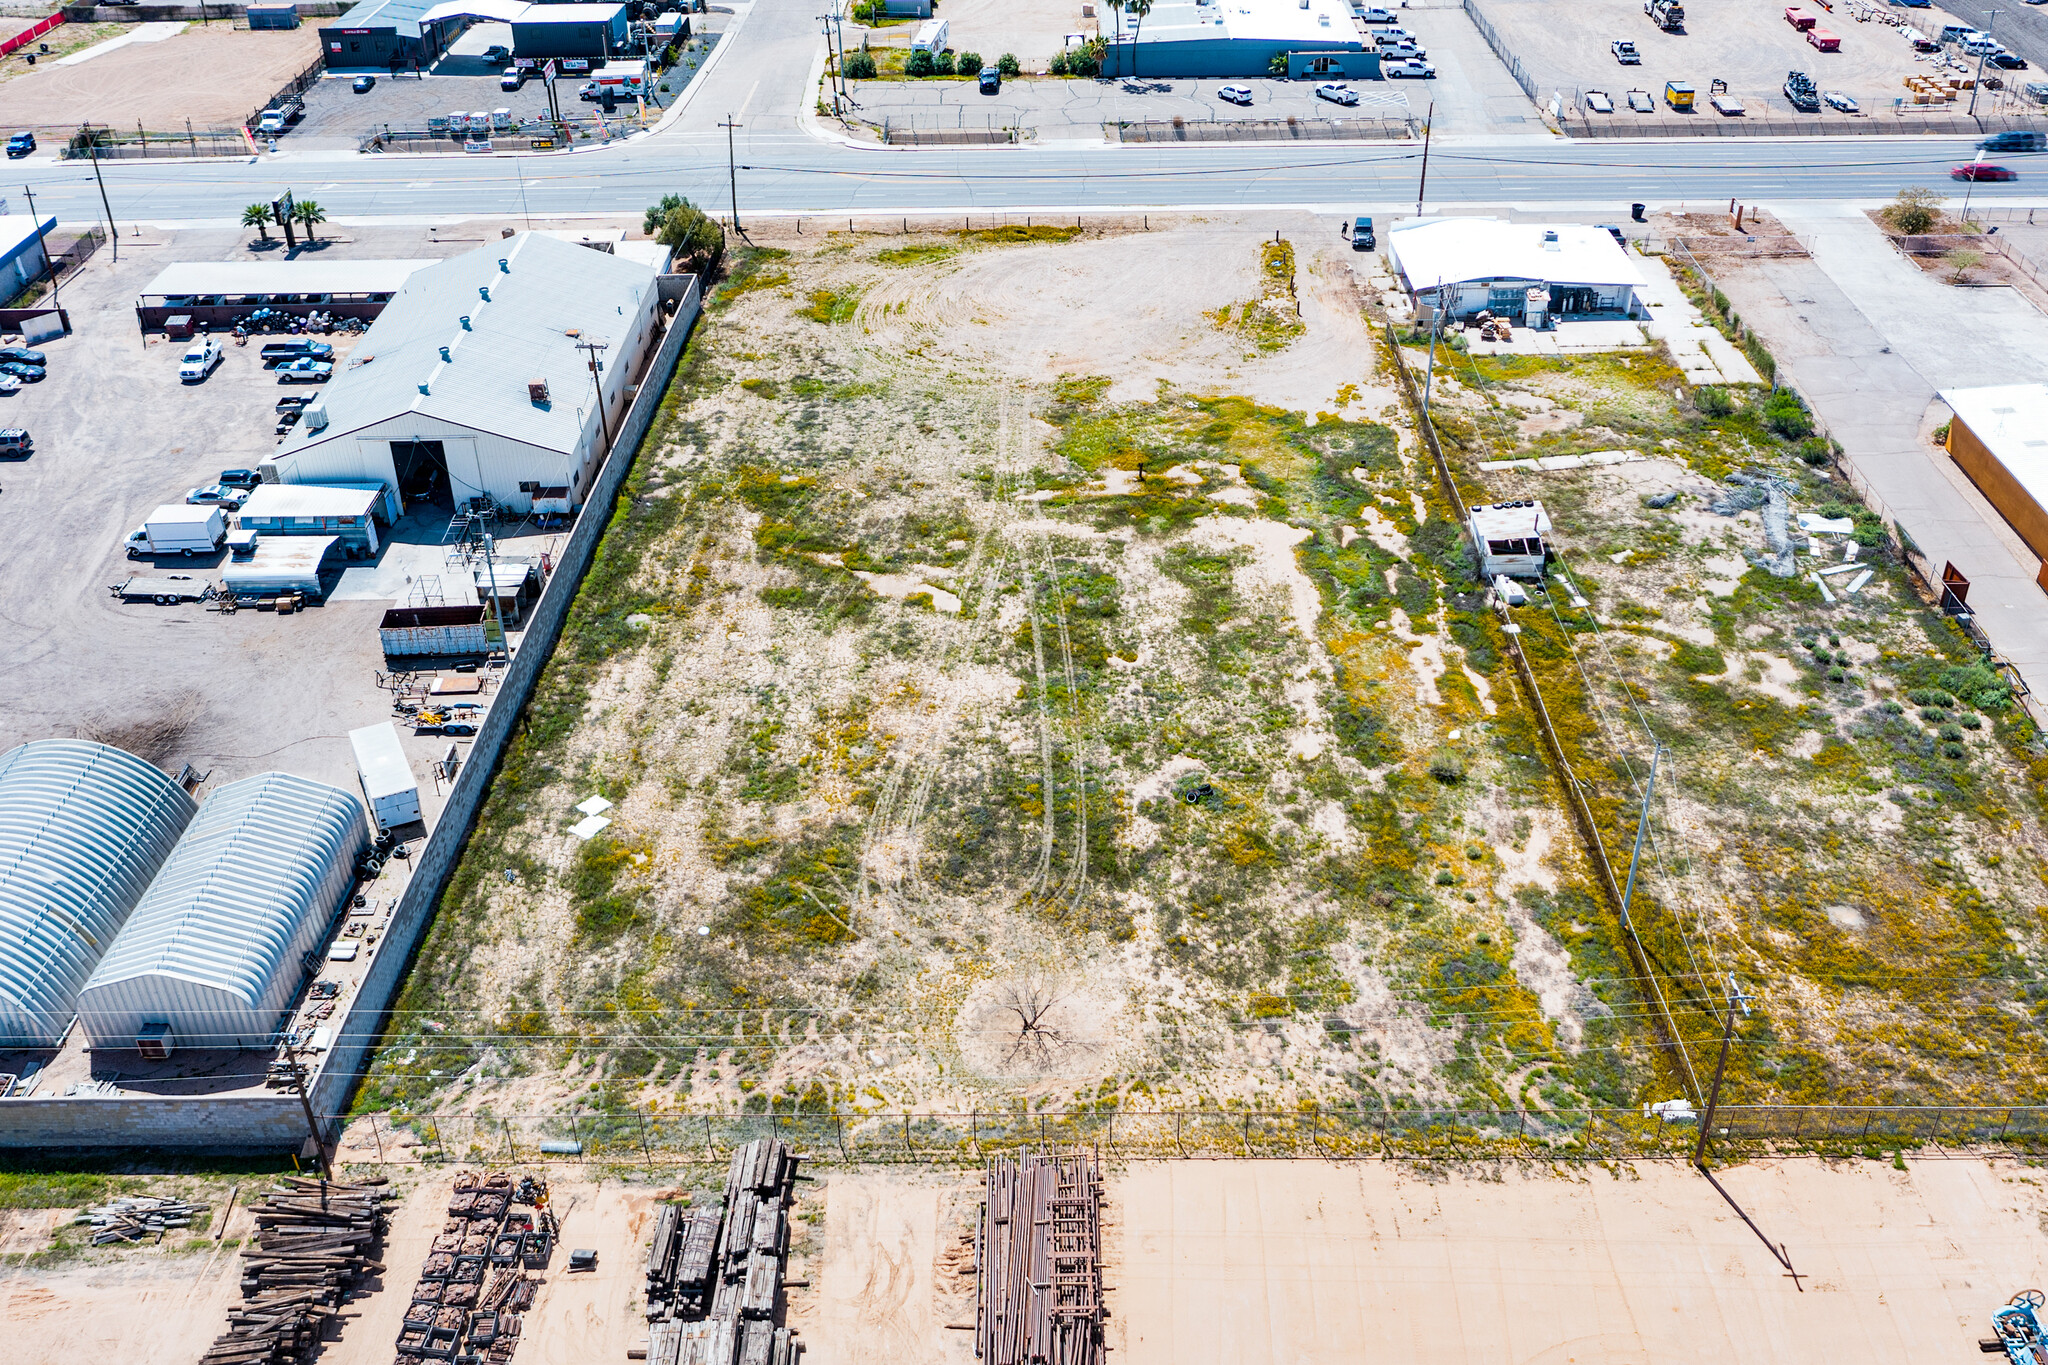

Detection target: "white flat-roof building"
[1101, 0, 1369, 77]
[1388, 219, 1645, 325]
[237, 484, 385, 555]
[1941, 384, 2048, 573]
[265, 233, 662, 516]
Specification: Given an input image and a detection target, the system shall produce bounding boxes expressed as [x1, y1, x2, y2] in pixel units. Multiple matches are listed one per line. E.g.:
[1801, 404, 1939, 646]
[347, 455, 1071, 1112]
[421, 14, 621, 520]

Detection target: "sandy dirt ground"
[792, 1171, 977, 1365]
[1111, 1158, 2048, 1365]
[0, 1174, 660, 1365]
[0, 24, 319, 129]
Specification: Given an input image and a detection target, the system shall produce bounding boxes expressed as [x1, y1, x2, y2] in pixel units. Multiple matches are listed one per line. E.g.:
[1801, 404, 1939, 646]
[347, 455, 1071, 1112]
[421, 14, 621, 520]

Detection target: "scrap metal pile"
[199, 1177, 392, 1365]
[643, 1139, 804, 1365]
[976, 1151, 1105, 1365]
[75, 1194, 210, 1245]
[398, 1170, 557, 1365]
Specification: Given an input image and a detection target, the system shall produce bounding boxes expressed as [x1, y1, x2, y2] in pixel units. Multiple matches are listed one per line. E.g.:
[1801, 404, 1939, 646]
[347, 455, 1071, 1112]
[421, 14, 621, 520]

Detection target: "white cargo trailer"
[349, 722, 421, 831]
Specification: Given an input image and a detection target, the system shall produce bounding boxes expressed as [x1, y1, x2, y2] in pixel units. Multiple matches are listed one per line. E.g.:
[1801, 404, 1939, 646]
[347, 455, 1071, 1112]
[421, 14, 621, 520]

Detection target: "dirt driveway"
[0, 24, 318, 131]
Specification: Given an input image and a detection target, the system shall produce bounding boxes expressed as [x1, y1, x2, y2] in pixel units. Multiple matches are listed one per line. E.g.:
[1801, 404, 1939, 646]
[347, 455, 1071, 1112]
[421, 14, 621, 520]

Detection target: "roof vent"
[439, 345, 452, 362]
[418, 382, 431, 395]
[479, 285, 491, 302]
[460, 315, 471, 330]
[499, 257, 510, 273]
[1542, 229, 1560, 251]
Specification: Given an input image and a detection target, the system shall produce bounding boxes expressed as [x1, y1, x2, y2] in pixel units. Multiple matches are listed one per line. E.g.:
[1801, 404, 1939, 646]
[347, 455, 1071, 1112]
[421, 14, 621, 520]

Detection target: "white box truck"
[912, 17, 949, 50]
[349, 722, 422, 832]
[124, 504, 225, 559]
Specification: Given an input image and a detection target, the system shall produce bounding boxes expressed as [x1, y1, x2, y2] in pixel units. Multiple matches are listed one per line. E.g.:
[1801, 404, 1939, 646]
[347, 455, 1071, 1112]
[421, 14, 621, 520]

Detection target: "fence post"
[638, 1110, 653, 1171]
[704, 1114, 713, 1159]
[836, 1114, 848, 1162]
[1242, 1112, 1252, 1158]
[503, 1116, 517, 1162]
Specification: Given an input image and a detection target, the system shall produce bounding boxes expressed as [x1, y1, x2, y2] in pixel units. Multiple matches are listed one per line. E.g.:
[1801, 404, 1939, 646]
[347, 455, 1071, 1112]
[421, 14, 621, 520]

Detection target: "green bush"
[957, 49, 982, 74]
[906, 46, 935, 76]
[1428, 751, 1466, 784]
[1919, 707, 1950, 724]
[1694, 385, 1734, 417]
[843, 48, 877, 79]
[1959, 712, 1983, 730]
[998, 51, 1020, 75]
[1797, 436, 1832, 467]
[653, 196, 726, 276]
[1434, 870, 1456, 885]
[1941, 741, 1968, 760]
[1939, 722, 1965, 741]
[1827, 665, 1845, 682]
[1763, 389, 1812, 439]
[1880, 699, 1904, 715]
[933, 49, 956, 75]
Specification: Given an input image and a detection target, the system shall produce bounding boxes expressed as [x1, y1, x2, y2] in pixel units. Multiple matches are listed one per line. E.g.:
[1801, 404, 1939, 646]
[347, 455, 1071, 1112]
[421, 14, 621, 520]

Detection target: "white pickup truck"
[125, 503, 225, 559]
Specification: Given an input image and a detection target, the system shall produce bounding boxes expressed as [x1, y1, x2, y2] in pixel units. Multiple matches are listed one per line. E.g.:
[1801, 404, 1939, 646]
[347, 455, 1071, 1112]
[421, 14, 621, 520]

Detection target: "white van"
[912, 17, 949, 51]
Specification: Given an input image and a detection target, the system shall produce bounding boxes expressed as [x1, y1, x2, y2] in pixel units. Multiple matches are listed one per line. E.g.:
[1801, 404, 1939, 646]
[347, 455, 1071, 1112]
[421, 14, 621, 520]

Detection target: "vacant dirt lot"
[0, 24, 318, 130]
[1477, 0, 1982, 116]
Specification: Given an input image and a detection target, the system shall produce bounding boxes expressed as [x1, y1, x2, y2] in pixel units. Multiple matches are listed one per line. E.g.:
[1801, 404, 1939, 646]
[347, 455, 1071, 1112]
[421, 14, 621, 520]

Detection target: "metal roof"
[220, 535, 340, 593]
[0, 740, 196, 1047]
[1389, 218, 1646, 292]
[137, 260, 434, 301]
[274, 232, 658, 460]
[238, 484, 381, 520]
[328, 0, 442, 37]
[75, 773, 366, 1051]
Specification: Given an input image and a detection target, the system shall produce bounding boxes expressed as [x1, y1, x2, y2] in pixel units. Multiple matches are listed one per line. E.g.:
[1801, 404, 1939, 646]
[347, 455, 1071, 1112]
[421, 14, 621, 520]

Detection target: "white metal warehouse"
[266, 232, 663, 517]
[0, 740, 196, 1047]
[74, 772, 368, 1053]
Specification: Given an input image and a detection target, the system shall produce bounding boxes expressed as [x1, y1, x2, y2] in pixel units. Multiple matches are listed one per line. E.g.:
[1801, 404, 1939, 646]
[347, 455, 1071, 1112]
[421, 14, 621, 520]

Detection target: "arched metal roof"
[77, 772, 367, 1051]
[0, 740, 196, 1047]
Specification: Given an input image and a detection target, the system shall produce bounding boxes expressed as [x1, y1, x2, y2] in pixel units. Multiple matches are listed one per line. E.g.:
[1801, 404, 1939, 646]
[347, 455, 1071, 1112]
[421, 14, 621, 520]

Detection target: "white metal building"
[1099, 0, 1369, 77]
[0, 740, 197, 1048]
[1388, 219, 1645, 325]
[74, 773, 367, 1053]
[266, 233, 662, 516]
[237, 484, 386, 555]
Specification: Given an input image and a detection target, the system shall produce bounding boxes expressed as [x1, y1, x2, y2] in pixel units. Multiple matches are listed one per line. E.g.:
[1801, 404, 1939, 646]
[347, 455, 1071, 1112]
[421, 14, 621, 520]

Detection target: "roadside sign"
[529, 138, 555, 149]
[464, 139, 493, 153]
[541, 60, 557, 80]
[272, 188, 294, 227]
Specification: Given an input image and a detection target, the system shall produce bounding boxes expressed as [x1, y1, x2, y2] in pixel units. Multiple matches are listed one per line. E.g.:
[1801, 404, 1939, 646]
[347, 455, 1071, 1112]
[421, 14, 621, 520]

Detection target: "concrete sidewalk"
[1719, 205, 2048, 698]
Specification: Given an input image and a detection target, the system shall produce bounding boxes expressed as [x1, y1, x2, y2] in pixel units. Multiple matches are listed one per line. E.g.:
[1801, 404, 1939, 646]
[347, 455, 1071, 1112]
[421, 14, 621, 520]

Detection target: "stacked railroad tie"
[199, 1177, 393, 1365]
[399, 1169, 556, 1365]
[976, 1151, 1105, 1365]
[74, 1194, 210, 1244]
[642, 1139, 803, 1365]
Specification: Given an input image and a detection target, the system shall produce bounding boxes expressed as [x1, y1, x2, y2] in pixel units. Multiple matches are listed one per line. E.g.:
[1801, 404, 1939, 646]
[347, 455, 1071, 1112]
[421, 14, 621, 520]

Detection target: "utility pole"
[576, 337, 614, 452]
[1415, 99, 1434, 218]
[720, 114, 743, 233]
[22, 184, 57, 306]
[1692, 974, 1751, 1168]
[1420, 274, 1447, 423]
[87, 145, 118, 263]
[1968, 8, 2005, 117]
[286, 1043, 332, 1180]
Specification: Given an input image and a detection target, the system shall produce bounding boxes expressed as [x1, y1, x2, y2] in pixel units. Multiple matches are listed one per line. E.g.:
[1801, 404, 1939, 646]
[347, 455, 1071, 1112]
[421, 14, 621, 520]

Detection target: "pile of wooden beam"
[74, 1195, 210, 1244]
[976, 1152, 1105, 1365]
[642, 1140, 803, 1365]
[198, 1178, 392, 1365]
[399, 1169, 553, 1365]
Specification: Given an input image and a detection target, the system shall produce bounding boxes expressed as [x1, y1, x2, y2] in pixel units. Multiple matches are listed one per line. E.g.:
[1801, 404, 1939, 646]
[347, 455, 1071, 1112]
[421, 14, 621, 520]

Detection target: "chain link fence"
[1461, 0, 1538, 104]
[337, 1105, 2048, 1169]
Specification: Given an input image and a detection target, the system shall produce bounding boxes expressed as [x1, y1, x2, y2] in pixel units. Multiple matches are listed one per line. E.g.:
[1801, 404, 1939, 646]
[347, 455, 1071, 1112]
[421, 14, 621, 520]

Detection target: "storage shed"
[1468, 500, 1553, 579]
[1940, 384, 2048, 562]
[75, 773, 367, 1053]
[0, 740, 196, 1048]
[220, 535, 341, 599]
[237, 483, 386, 556]
[349, 723, 421, 832]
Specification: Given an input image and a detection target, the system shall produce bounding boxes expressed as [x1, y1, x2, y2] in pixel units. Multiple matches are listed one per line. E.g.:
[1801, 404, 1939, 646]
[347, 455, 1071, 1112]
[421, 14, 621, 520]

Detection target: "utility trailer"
[110, 575, 214, 605]
[1645, 0, 1684, 30]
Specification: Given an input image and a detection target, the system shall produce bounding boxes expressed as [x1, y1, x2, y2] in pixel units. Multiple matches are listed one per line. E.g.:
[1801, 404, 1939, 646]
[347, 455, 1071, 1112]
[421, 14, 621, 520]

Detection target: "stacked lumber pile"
[74, 1195, 210, 1244]
[977, 1152, 1104, 1365]
[642, 1140, 803, 1365]
[399, 1169, 553, 1365]
[198, 1178, 391, 1365]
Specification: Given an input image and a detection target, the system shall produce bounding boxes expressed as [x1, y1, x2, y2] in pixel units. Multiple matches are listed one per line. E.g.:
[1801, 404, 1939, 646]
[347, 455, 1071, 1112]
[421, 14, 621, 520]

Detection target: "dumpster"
[1664, 81, 1695, 110]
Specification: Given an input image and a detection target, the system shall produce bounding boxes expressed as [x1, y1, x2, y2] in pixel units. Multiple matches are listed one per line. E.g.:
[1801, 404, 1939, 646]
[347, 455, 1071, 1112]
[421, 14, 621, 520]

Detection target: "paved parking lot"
[0, 222, 569, 806]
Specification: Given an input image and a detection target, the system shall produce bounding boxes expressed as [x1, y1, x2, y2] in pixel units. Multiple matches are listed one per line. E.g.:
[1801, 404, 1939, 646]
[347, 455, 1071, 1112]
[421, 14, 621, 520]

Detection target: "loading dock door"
[391, 440, 448, 505]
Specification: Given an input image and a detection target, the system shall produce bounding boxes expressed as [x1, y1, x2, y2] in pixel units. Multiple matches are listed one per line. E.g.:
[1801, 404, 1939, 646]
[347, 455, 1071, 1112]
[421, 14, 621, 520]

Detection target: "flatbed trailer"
[110, 575, 214, 605]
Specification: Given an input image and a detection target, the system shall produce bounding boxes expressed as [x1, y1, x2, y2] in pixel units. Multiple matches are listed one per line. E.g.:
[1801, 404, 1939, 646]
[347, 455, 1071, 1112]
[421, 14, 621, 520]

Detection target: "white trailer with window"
[349, 722, 421, 831]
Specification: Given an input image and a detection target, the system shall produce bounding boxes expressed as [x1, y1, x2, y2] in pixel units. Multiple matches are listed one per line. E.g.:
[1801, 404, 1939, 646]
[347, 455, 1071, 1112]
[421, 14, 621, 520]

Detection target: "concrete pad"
[54, 21, 185, 66]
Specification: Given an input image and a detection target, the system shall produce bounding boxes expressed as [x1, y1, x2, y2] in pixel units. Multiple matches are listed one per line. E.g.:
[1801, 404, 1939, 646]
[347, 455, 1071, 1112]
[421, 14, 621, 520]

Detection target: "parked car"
[0, 428, 30, 457]
[186, 483, 249, 509]
[1355, 5, 1396, 19]
[1584, 88, 1615, 112]
[1953, 161, 2018, 180]
[1612, 39, 1641, 63]
[502, 66, 525, 91]
[0, 361, 45, 381]
[219, 468, 262, 489]
[484, 43, 511, 63]
[1351, 215, 1375, 250]
[577, 81, 602, 101]
[260, 339, 332, 366]
[1316, 82, 1360, 105]
[353, 74, 377, 93]
[276, 393, 317, 413]
[979, 64, 1001, 93]
[1377, 26, 1417, 42]
[0, 347, 43, 365]
[178, 337, 222, 382]
[276, 359, 334, 382]
[1378, 40, 1426, 60]
[1992, 51, 2031, 69]
[1385, 58, 1436, 78]
[5, 131, 33, 158]
[0, 375, 21, 396]
[1218, 83, 1254, 105]
[277, 409, 303, 433]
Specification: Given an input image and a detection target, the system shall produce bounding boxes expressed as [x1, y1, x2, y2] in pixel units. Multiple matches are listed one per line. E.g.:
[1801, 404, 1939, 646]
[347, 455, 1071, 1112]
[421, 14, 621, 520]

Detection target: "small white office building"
[266, 232, 663, 517]
[1389, 219, 1645, 325]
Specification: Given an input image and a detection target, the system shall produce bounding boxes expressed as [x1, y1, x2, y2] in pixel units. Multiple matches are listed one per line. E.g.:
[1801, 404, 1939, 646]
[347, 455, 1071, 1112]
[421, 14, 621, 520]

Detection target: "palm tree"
[1122, 0, 1152, 77]
[292, 199, 327, 244]
[242, 202, 272, 241]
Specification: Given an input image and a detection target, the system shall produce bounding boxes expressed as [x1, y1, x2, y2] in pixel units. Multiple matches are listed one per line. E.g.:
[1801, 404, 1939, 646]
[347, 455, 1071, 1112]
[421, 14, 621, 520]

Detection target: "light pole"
[22, 183, 56, 306]
[1968, 8, 2005, 117]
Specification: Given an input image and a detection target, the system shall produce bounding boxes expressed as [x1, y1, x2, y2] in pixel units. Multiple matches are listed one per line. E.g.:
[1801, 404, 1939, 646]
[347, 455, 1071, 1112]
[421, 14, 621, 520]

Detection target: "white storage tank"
[349, 722, 421, 832]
